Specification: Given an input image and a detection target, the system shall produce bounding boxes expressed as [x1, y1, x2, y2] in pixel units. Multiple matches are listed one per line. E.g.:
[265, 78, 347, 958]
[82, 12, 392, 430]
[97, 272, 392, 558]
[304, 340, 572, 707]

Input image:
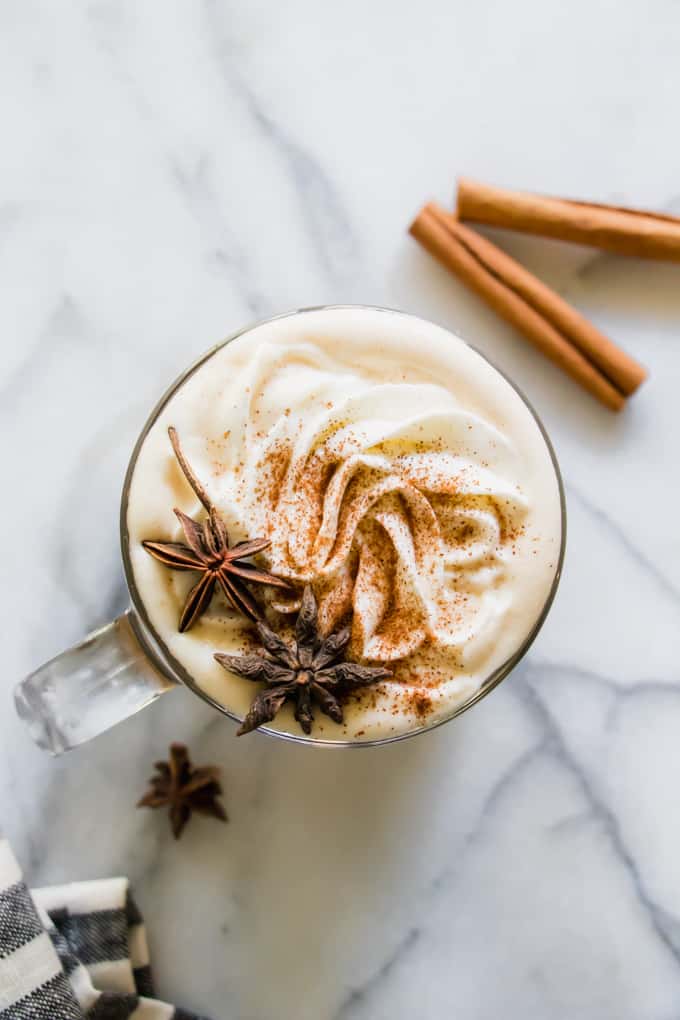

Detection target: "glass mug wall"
[15, 307, 566, 754]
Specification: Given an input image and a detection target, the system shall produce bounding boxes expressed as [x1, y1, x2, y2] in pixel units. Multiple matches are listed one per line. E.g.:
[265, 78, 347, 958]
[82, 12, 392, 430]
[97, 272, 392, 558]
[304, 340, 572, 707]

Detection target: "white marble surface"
[2, 2, 680, 1017]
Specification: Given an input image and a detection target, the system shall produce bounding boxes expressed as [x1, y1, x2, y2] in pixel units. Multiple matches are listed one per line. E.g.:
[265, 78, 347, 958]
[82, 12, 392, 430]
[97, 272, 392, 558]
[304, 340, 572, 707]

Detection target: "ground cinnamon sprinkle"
[209, 380, 535, 731]
[254, 440, 292, 511]
[409, 690, 434, 719]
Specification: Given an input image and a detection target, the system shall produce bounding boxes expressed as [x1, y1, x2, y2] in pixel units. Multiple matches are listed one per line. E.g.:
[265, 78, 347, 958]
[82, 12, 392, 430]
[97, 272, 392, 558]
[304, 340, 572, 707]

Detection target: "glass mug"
[15, 306, 566, 755]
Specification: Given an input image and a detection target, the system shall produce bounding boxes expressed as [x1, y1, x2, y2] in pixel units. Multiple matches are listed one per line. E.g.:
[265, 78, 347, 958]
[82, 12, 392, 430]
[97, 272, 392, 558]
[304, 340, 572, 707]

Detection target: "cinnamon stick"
[409, 202, 630, 411]
[457, 178, 680, 262]
[435, 206, 644, 396]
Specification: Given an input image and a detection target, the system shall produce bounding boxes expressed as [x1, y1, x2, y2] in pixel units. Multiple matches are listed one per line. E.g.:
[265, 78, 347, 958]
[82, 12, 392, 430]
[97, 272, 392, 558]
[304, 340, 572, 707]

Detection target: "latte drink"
[125, 307, 563, 741]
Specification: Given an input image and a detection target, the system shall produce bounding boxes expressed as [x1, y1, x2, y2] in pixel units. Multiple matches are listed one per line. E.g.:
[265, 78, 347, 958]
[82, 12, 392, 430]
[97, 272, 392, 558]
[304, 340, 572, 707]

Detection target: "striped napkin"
[0, 838, 210, 1019]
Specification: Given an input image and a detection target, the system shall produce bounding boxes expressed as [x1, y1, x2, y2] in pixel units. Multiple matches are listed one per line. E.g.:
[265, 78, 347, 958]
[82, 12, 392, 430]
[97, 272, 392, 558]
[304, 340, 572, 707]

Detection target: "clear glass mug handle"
[14, 611, 177, 755]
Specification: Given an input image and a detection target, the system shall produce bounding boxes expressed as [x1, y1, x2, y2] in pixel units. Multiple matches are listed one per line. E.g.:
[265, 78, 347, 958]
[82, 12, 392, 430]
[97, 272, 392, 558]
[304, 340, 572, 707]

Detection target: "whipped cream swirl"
[243, 360, 528, 674]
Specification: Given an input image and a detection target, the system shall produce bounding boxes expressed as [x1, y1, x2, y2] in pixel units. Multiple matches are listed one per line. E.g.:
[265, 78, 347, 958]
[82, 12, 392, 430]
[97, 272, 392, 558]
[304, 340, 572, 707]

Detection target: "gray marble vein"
[335, 927, 423, 1020]
[570, 480, 680, 602]
[202, 0, 361, 292]
[516, 664, 680, 966]
[170, 154, 272, 318]
[0, 296, 86, 412]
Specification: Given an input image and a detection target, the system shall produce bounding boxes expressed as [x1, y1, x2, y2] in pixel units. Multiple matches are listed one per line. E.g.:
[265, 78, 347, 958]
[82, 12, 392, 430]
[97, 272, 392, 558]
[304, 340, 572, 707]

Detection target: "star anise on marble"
[137, 742, 227, 839]
[142, 427, 289, 630]
[215, 586, 392, 736]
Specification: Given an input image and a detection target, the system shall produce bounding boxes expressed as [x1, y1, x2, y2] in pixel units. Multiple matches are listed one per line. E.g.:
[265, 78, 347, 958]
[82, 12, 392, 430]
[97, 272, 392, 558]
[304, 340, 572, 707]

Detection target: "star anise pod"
[215, 586, 392, 736]
[142, 427, 289, 630]
[137, 742, 227, 839]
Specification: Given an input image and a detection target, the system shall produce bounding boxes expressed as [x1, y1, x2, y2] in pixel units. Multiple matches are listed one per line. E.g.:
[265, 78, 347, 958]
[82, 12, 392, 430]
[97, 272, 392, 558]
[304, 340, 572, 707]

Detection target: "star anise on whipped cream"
[215, 586, 392, 735]
[142, 427, 289, 630]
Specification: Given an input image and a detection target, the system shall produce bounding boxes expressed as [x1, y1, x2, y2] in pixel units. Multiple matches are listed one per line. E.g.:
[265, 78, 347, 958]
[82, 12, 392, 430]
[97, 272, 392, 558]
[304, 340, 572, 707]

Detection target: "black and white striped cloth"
[0, 838, 211, 1020]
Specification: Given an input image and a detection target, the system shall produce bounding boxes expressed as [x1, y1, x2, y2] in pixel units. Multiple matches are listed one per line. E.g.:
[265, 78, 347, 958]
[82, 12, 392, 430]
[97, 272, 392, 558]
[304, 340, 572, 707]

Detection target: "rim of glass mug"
[120, 305, 567, 749]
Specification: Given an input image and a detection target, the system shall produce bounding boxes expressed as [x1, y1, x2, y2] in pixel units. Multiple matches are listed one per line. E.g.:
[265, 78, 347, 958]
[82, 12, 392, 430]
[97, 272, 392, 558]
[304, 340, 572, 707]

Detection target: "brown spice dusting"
[409, 691, 434, 719]
[201, 382, 536, 732]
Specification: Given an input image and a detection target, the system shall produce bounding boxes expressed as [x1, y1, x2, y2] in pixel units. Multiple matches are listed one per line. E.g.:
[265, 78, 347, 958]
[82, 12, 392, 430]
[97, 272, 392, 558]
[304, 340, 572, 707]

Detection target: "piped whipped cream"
[126, 308, 563, 741]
